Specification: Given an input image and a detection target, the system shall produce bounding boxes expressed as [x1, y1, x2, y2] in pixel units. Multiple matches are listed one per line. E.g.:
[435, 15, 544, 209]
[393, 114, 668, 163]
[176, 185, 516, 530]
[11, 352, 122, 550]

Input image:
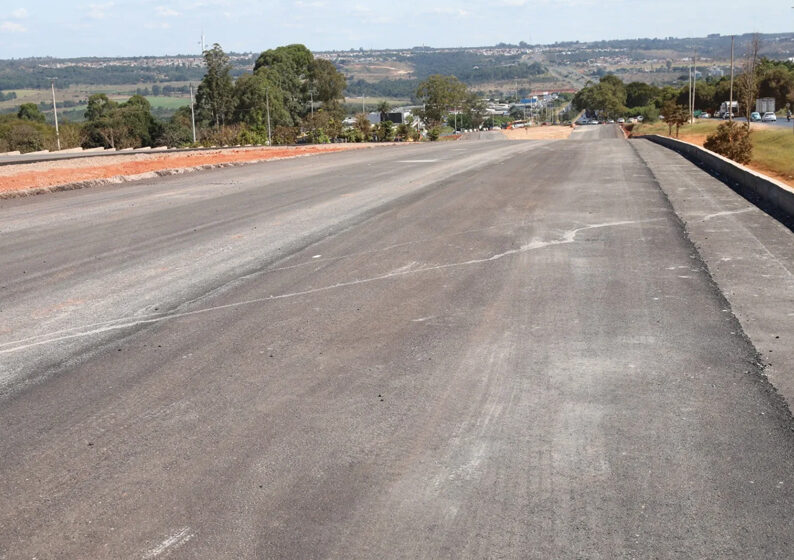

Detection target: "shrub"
[272, 126, 298, 145]
[704, 121, 752, 164]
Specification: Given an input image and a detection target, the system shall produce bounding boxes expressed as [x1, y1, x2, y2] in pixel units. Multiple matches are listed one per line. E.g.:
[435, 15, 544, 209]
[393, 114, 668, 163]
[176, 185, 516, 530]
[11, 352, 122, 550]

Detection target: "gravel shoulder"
[0, 144, 380, 197]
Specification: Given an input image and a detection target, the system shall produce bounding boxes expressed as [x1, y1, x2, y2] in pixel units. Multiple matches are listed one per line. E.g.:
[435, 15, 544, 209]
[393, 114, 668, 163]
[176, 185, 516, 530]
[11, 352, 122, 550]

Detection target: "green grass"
[144, 96, 190, 109]
[634, 119, 794, 182]
[752, 128, 794, 180]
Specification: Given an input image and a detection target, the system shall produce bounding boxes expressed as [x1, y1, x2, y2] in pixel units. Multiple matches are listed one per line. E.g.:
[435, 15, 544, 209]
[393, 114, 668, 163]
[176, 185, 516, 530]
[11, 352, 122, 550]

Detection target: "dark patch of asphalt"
[1, 127, 793, 559]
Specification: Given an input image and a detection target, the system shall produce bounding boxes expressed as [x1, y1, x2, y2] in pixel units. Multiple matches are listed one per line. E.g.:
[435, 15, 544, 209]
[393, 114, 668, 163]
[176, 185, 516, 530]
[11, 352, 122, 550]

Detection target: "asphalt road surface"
[2, 127, 793, 559]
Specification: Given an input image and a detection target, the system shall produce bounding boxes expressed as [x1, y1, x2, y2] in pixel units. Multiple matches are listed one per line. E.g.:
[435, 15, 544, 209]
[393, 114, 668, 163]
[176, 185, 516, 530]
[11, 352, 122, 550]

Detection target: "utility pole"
[310, 91, 314, 120]
[265, 88, 272, 146]
[692, 51, 698, 123]
[189, 83, 197, 144]
[687, 58, 692, 124]
[48, 78, 60, 151]
[729, 36, 734, 122]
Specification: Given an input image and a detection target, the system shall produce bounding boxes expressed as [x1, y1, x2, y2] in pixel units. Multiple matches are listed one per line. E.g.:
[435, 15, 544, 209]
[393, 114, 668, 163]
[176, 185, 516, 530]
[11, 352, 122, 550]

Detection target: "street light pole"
[189, 83, 197, 144]
[729, 36, 735, 122]
[49, 78, 60, 151]
[692, 51, 698, 123]
[265, 88, 272, 146]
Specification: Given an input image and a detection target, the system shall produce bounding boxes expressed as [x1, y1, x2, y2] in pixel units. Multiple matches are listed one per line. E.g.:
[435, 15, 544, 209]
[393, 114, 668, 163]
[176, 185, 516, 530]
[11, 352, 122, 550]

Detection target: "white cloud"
[1, 21, 27, 32]
[11, 8, 29, 18]
[423, 7, 470, 17]
[155, 6, 179, 16]
[87, 2, 114, 20]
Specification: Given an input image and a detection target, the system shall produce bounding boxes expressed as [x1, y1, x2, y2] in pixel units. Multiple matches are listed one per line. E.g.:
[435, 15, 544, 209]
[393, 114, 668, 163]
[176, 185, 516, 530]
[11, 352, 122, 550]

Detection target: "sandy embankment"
[0, 144, 375, 198]
[500, 126, 574, 140]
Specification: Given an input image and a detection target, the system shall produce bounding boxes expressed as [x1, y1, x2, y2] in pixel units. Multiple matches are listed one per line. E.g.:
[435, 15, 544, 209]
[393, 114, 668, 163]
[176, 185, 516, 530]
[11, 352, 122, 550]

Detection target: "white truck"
[719, 101, 739, 118]
[756, 97, 775, 114]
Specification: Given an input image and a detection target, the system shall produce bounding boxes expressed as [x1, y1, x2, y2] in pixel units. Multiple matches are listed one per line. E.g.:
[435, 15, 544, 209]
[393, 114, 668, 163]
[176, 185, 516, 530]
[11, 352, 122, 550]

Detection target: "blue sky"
[0, 0, 790, 58]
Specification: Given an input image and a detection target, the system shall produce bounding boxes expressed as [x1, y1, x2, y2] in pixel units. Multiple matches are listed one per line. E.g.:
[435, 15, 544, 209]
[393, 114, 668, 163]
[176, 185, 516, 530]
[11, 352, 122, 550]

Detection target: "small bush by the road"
[704, 121, 752, 164]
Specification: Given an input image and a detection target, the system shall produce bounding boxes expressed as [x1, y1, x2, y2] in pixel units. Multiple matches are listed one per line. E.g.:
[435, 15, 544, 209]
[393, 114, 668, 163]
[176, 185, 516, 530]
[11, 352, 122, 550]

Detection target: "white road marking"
[0, 220, 656, 355]
[142, 527, 194, 559]
[702, 207, 753, 221]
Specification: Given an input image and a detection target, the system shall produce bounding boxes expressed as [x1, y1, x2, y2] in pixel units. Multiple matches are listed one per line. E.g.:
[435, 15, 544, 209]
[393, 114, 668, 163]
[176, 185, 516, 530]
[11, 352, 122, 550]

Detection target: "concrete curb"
[640, 134, 794, 219]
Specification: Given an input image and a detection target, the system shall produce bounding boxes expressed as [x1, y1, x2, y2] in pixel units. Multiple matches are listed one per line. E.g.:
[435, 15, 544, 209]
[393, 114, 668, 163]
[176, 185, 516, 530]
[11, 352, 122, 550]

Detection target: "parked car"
[762, 112, 777, 122]
[617, 118, 625, 123]
[699, 113, 711, 119]
[750, 112, 761, 122]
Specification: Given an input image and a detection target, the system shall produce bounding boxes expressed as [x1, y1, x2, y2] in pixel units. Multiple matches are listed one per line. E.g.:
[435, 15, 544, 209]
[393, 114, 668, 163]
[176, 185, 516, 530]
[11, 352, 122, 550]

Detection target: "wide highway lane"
[1, 127, 793, 559]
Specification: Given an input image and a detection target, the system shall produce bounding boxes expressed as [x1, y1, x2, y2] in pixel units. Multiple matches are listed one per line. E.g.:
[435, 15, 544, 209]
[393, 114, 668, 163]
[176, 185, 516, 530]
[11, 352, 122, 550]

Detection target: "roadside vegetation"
[579, 37, 794, 174]
[632, 119, 794, 184]
[0, 43, 493, 152]
[573, 57, 793, 123]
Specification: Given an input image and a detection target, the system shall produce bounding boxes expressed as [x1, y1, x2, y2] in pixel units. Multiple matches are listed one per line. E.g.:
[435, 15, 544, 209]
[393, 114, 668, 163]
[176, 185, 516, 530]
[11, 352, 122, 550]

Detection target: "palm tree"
[377, 101, 391, 124]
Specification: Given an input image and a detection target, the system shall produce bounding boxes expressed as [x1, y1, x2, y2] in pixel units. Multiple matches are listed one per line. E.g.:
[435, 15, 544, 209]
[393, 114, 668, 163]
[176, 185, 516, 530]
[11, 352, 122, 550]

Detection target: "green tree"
[254, 44, 314, 121]
[572, 75, 627, 119]
[120, 94, 162, 147]
[661, 100, 688, 138]
[158, 106, 195, 147]
[376, 119, 395, 142]
[196, 43, 236, 128]
[17, 103, 46, 123]
[354, 113, 371, 140]
[233, 72, 290, 129]
[376, 101, 391, 123]
[415, 74, 467, 127]
[758, 59, 794, 110]
[83, 93, 160, 149]
[463, 91, 486, 129]
[736, 34, 761, 129]
[83, 93, 122, 148]
[310, 57, 346, 113]
[625, 82, 659, 108]
[704, 121, 752, 164]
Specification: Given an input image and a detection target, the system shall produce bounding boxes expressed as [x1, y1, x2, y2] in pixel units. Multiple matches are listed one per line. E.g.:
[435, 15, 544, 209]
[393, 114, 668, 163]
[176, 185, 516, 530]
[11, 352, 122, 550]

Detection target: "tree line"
[0, 43, 489, 152]
[572, 57, 794, 122]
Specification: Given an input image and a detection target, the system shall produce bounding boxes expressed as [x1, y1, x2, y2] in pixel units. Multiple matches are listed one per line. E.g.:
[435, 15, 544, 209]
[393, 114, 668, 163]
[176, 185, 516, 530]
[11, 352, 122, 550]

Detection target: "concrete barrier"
[642, 134, 794, 219]
[0, 151, 22, 156]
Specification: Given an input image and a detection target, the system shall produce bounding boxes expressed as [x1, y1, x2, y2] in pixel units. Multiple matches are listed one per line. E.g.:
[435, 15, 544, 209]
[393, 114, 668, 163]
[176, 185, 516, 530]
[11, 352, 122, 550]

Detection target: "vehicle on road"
[762, 112, 777, 122]
[617, 118, 625, 124]
[750, 112, 761, 122]
[720, 101, 739, 118]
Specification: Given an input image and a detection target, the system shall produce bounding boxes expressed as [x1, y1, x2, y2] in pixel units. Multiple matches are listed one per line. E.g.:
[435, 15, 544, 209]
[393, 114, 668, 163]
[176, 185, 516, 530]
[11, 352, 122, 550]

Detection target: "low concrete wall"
[642, 134, 794, 219]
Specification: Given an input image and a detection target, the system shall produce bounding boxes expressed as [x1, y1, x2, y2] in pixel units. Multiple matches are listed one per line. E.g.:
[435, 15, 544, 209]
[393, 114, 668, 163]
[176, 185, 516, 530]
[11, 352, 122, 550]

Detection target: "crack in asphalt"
[0, 219, 656, 356]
